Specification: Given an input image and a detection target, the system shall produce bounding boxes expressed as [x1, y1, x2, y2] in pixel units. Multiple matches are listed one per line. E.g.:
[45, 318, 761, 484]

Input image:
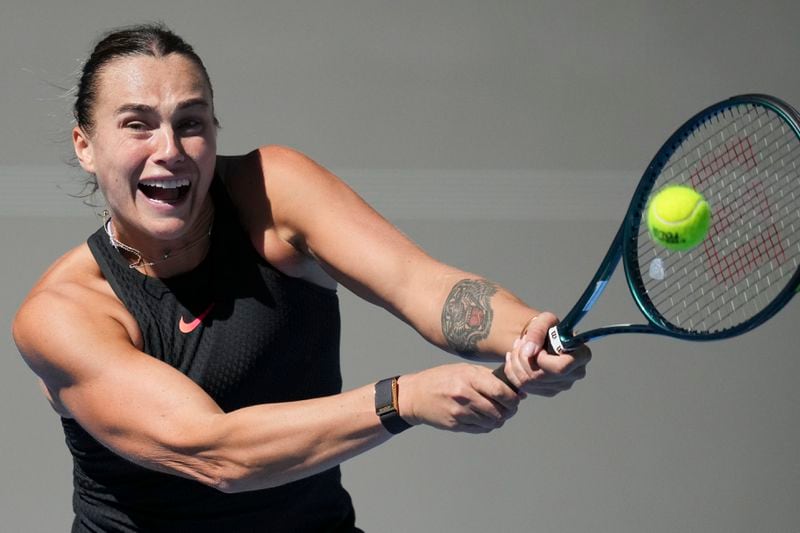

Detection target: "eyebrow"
[114, 98, 210, 115]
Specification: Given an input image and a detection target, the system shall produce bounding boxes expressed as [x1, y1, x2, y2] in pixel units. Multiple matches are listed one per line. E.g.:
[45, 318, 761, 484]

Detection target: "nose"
[152, 126, 185, 166]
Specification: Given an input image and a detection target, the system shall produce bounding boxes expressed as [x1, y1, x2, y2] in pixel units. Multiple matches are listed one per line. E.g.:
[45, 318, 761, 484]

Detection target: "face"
[73, 53, 217, 246]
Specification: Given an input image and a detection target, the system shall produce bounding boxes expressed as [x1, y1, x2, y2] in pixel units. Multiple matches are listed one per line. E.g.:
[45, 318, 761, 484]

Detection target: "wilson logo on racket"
[493, 94, 799, 392]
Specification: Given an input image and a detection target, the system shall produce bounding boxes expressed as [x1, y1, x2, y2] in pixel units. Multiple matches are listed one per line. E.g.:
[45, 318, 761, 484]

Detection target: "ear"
[72, 126, 96, 174]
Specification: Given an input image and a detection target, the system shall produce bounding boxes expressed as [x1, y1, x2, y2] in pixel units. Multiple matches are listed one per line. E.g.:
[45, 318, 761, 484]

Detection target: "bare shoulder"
[216, 148, 341, 286]
[218, 145, 328, 204]
[13, 243, 141, 384]
[250, 145, 372, 234]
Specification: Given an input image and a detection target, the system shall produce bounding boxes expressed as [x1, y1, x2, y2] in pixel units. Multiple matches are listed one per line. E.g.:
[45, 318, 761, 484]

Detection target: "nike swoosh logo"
[179, 302, 216, 334]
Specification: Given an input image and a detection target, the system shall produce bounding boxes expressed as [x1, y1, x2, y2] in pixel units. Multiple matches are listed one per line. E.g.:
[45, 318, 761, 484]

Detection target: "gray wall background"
[2, 1, 798, 531]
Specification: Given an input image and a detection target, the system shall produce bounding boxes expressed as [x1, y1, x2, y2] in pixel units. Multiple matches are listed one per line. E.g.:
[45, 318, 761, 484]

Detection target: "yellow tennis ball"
[647, 185, 711, 251]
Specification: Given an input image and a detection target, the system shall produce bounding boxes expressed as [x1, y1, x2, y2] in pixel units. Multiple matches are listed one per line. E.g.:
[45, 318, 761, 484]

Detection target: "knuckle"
[455, 383, 472, 400]
[450, 405, 467, 420]
[447, 414, 461, 429]
[539, 311, 559, 326]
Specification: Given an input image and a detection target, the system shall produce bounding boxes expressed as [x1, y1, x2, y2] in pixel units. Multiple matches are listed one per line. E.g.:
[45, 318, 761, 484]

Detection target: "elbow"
[209, 475, 238, 494]
[178, 458, 246, 494]
[150, 436, 253, 494]
[204, 468, 288, 495]
[185, 453, 253, 494]
[191, 450, 291, 494]
[159, 414, 306, 493]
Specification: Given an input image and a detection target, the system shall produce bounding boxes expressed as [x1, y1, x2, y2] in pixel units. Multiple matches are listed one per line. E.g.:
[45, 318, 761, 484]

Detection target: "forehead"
[94, 53, 211, 110]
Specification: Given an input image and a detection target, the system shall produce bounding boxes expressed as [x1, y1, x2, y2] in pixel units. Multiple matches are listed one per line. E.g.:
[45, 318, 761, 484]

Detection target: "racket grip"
[492, 364, 518, 393]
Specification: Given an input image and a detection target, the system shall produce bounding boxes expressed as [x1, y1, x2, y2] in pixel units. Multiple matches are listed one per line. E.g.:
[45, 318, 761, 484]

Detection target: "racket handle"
[492, 364, 518, 393]
[491, 334, 558, 394]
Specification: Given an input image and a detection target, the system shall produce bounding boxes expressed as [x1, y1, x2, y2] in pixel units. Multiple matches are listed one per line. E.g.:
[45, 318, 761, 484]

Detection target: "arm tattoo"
[441, 279, 498, 357]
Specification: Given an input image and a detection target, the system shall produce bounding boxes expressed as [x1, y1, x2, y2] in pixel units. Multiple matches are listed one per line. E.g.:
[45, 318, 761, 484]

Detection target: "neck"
[104, 206, 215, 278]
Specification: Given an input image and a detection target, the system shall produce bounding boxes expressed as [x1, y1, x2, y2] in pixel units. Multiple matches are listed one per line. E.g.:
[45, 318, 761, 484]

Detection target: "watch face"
[375, 377, 411, 434]
[375, 378, 397, 415]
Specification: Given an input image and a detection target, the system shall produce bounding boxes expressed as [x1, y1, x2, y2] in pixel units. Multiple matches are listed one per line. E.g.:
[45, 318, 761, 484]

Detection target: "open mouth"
[138, 178, 191, 204]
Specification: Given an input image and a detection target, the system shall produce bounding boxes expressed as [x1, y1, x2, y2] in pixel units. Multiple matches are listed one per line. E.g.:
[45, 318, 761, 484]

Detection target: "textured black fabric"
[63, 178, 358, 532]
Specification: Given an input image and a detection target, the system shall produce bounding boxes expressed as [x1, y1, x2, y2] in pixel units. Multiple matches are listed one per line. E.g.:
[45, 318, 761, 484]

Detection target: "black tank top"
[62, 178, 359, 532]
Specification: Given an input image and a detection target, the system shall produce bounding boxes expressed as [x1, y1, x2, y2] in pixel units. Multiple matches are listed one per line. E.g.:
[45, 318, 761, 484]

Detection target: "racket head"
[621, 94, 800, 341]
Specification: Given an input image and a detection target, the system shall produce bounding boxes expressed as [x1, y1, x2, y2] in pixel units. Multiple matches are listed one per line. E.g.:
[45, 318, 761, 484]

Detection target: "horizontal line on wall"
[0, 166, 636, 220]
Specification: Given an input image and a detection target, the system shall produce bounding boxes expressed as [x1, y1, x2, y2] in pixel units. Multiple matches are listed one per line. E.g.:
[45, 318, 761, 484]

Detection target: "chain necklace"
[103, 216, 214, 269]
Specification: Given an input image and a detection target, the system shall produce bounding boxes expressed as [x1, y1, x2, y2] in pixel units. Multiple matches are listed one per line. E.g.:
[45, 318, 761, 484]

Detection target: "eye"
[177, 118, 205, 135]
[124, 120, 150, 131]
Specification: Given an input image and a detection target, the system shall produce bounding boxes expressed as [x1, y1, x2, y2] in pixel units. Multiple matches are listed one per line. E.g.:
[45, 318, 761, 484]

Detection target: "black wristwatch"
[374, 376, 412, 434]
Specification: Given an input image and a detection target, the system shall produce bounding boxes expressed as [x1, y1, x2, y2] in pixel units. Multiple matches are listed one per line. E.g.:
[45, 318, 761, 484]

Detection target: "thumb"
[522, 312, 559, 350]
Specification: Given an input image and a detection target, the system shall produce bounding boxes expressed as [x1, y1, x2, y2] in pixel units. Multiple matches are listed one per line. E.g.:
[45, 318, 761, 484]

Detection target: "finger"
[522, 312, 559, 345]
[466, 383, 519, 426]
[505, 342, 547, 395]
[475, 373, 521, 413]
[487, 379, 522, 411]
[535, 362, 589, 388]
[500, 338, 526, 391]
[486, 397, 518, 421]
[464, 405, 506, 430]
[500, 352, 522, 391]
[534, 350, 583, 378]
[510, 341, 544, 381]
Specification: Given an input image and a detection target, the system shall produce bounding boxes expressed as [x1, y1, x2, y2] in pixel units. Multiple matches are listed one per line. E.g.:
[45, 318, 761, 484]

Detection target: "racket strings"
[634, 103, 800, 334]
[665, 220, 800, 332]
[646, 152, 798, 329]
[648, 158, 800, 330]
[658, 106, 794, 191]
[642, 186, 800, 307]
[640, 143, 800, 276]
[640, 113, 799, 266]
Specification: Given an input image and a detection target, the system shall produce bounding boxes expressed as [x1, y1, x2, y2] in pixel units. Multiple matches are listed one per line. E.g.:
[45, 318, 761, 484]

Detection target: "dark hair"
[75, 23, 217, 134]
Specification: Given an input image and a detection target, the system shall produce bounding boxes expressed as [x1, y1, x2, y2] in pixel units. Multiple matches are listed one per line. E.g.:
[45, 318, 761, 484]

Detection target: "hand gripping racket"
[494, 94, 800, 390]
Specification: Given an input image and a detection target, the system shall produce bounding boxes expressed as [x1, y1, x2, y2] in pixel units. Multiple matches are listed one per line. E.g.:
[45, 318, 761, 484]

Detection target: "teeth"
[140, 178, 190, 189]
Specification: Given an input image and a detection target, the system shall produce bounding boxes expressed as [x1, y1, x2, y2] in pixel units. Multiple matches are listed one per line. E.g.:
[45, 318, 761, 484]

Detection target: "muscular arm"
[231, 146, 538, 362]
[13, 263, 519, 493]
[13, 285, 393, 493]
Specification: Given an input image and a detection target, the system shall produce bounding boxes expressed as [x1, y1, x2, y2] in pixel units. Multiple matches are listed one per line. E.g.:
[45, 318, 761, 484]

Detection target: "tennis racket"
[494, 94, 800, 390]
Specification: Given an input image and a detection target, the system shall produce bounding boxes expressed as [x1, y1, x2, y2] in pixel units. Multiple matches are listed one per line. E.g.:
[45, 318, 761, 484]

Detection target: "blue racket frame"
[551, 94, 800, 353]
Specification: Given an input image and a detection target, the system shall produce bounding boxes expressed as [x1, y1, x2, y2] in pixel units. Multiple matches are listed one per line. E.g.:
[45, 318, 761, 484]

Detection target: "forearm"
[404, 269, 540, 362]
[441, 277, 540, 361]
[187, 384, 392, 492]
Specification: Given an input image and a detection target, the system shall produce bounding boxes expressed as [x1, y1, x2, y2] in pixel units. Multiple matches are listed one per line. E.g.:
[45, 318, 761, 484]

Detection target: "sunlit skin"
[72, 54, 218, 277]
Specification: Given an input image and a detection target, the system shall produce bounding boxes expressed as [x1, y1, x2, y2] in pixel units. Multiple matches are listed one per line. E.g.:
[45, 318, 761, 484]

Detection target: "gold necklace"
[103, 216, 213, 269]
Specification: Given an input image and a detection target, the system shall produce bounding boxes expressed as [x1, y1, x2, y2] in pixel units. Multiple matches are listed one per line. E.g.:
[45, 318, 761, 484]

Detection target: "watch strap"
[374, 376, 412, 434]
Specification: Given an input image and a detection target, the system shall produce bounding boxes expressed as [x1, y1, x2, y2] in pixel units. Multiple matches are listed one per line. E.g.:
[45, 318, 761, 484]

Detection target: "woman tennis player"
[12, 23, 590, 532]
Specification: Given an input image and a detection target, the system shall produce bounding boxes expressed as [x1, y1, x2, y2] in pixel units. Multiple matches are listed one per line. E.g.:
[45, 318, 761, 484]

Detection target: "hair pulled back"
[74, 23, 216, 135]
